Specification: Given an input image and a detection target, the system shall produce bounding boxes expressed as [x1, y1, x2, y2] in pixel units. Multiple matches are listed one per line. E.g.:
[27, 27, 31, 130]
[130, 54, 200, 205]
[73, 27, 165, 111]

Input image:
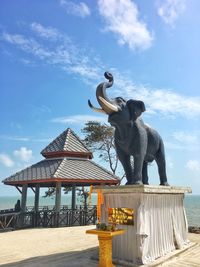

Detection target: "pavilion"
[2, 128, 119, 214]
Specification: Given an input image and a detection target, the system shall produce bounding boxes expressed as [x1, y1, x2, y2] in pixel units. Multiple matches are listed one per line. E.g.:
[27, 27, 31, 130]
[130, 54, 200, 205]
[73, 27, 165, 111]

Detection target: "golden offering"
[108, 208, 134, 226]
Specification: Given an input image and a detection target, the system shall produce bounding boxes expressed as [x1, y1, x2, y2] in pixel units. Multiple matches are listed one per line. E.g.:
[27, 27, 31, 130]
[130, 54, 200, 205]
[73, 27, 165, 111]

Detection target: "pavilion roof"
[3, 158, 119, 187]
[41, 128, 93, 159]
[2, 128, 119, 187]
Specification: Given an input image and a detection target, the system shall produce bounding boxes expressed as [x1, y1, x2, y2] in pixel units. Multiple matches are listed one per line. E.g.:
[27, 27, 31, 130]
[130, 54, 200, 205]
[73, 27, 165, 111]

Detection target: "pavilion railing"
[25, 204, 91, 212]
[0, 206, 97, 230]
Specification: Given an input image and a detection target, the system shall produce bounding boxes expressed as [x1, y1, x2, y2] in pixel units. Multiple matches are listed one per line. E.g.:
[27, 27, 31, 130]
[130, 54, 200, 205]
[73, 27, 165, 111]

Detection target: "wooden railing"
[0, 206, 97, 231]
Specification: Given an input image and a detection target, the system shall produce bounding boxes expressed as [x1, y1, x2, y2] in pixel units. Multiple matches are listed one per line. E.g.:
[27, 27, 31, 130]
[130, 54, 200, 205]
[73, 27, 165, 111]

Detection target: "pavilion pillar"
[19, 184, 28, 227]
[55, 182, 62, 227]
[55, 181, 62, 213]
[34, 184, 40, 212]
[21, 184, 28, 212]
[72, 185, 76, 210]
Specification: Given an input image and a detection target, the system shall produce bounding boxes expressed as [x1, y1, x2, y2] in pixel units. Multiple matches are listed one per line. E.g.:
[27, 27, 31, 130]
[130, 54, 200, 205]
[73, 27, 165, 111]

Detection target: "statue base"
[98, 185, 192, 265]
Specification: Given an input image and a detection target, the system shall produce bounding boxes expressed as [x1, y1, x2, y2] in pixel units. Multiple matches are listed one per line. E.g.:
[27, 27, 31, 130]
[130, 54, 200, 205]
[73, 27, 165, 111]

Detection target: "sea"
[0, 194, 199, 227]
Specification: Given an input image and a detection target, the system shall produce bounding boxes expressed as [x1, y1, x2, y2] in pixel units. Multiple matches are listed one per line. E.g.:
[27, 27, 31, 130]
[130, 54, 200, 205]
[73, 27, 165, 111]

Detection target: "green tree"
[63, 186, 90, 210]
[44, 186, 90, 210]
[82, 121, 124, 180]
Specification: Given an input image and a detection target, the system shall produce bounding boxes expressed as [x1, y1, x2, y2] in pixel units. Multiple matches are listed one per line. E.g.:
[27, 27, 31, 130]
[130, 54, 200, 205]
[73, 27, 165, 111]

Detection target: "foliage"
[96, 222, 117, 231]
[77, 187, 90, 209]
[63, 186, 90, 209]
[44, 186, 90, 209]
[43, 187, 56, 198]
[82, 121, 124, 179]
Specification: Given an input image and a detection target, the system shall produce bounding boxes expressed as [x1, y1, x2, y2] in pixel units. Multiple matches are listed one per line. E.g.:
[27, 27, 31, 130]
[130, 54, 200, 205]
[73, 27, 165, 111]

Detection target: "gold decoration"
[86, 229, 125, 267]
[97, 189, 104, 222]
[108, 208, 134, 225]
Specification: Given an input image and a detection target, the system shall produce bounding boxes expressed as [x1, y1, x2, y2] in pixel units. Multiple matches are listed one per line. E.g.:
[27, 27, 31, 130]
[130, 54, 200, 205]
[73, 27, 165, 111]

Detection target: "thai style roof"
[3, 158, 119, 187]
[2, 128, 119, 187]
[41, 128, 93, 159]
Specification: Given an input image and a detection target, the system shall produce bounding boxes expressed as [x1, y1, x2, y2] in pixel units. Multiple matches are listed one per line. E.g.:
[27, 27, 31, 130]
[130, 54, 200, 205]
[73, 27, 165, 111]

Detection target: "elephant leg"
[142, 161, 149, 185]
[117, 153, 133, 185]
[133, 156, 143, 184]
[155, 143, 169, 186]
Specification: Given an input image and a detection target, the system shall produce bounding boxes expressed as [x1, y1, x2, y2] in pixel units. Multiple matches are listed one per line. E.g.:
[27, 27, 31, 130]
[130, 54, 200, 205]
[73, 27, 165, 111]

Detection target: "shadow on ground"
[0, 247, 99, 267]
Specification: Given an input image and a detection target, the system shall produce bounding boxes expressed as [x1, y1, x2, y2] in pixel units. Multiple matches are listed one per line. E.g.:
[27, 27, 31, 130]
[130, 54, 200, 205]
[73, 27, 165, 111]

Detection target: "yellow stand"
[86, 229, 125, 267]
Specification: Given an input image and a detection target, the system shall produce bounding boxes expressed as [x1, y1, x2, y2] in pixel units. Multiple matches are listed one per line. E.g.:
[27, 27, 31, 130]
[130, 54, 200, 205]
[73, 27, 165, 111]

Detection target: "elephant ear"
[127, 99, 146, 120]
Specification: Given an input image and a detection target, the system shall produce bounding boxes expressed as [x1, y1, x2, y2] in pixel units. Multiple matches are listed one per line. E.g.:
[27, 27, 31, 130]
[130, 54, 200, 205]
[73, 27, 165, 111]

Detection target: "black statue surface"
[88, 72, 169, 186]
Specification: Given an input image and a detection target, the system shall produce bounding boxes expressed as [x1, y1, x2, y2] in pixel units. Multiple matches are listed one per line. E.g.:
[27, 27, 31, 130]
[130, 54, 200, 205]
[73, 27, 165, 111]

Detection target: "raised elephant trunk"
[88, 72, 119, 114]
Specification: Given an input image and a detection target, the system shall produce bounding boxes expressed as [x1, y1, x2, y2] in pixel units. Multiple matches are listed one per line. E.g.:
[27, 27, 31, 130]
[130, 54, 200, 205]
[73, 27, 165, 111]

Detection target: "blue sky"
[1, 0, 200, 196]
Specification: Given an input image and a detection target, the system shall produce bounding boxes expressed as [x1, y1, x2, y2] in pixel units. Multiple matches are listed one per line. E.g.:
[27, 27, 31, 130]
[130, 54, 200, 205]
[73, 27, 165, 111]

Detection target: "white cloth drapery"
[101, 193, 189, 264]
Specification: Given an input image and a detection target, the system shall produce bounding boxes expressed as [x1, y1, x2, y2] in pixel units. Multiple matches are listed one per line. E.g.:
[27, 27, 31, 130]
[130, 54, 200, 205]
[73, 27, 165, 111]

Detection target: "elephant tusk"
[98, 96, 119, 113]
[88, 100, 106, 114]
[89, 72, 117, 114]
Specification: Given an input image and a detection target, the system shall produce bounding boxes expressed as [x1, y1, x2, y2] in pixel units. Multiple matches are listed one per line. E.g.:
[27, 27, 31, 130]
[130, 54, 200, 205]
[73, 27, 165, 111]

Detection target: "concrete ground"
[0, 226, 200, 267]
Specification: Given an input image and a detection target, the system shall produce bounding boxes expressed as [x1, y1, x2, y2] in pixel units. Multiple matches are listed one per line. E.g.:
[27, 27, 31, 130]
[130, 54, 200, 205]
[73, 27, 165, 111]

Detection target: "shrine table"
[86, 229, 125, 267]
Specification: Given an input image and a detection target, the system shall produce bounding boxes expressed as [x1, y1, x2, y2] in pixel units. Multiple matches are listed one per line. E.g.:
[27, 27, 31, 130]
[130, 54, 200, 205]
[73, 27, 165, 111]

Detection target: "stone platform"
[97, 185, 192, 265]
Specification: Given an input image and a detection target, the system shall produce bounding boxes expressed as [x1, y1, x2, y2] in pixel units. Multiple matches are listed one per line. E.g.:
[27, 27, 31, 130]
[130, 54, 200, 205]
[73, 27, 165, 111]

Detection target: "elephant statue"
[88, 72, 169, 186]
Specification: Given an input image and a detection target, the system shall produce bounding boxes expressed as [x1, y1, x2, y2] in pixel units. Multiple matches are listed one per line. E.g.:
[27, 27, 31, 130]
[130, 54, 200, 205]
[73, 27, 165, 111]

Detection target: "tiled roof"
[3, 159, 62, 183]
[2, 128, 119, 187]
[41, 128, 92, 158]
[3, 158, 119, 186]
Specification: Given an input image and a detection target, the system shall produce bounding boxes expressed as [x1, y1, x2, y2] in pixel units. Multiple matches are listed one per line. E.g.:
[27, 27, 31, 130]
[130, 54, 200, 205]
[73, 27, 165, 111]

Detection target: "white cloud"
[172, 131, 199, 144]
[147, 90, 200, 118]
[2, 23, 200, 120]
[0, 135, 52, 143]
[1, 29, 101, 83]
[186, 160, 200, 171]
[0, 135, 29, 141]
[13, 147, 33, 162]
[157, 0, 187, 27]
[98, 0, 153, 51]
[60, 0, 90, 18]
[31, 22, 61, 40]
[69, 64, 100, 81]
[165, 142, 186, 150]
[2, 32, 55, 60]
[51, 114, 106, 124]
[0, 154, 14, 167]
[112, 74, 200, 119]
[30, 104, 52, 119]
[165, 131, 200, 152]
[20, 58, 35, 66]
[32, 138, 52, 143]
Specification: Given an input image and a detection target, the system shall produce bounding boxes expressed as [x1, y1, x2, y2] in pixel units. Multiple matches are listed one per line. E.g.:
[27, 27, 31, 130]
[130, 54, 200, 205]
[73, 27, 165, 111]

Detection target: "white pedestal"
[99, 185, 192, 265]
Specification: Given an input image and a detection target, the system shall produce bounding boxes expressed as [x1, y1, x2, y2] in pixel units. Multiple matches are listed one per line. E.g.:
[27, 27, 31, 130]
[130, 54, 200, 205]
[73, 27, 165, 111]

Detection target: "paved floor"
[0, 226, 200, 267]
[0, 226, 99, 267]
[160, 243, 200, 267]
